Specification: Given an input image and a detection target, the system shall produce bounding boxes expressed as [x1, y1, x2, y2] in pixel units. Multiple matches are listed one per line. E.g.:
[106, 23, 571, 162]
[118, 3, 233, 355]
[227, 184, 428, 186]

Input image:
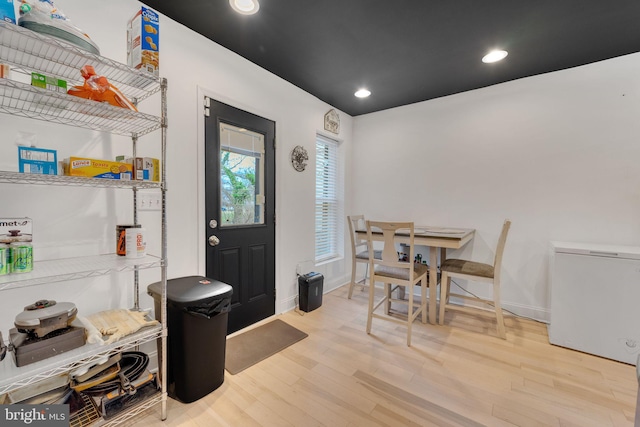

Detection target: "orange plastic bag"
[67, 65, 138, 111]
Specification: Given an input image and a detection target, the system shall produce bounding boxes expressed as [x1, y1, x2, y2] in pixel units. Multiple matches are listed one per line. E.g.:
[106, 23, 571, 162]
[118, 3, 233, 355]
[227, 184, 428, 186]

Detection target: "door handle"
[208, 235, 220, 246]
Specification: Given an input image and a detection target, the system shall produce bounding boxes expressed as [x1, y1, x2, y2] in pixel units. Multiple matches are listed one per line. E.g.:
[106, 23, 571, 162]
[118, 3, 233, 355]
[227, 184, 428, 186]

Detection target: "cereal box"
[115, 156, 148, 180]
[65, 157, 132, 180]
[127, 6, 159, 76]
[1, 0, 16, 24]
[144, 157, 160, 182]
[18, 146, 58, 175]
[116, 156, 159, 181]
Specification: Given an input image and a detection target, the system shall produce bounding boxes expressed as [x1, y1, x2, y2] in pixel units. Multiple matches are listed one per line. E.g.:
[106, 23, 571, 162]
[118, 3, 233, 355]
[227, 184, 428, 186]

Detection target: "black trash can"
[147, 275, 233, 403]
[298, 272, 324, 312]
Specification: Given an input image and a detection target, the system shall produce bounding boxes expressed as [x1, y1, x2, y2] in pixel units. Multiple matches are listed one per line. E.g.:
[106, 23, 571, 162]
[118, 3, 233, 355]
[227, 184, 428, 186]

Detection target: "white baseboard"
[335, 279, 550, 324]
[281, 276, 550, 324]
[446, 295, 549, 324]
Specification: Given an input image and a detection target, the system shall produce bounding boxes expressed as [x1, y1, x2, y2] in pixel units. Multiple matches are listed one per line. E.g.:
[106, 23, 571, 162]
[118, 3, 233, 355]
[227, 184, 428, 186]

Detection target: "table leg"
[438, 247, 447, 323]
[429, 247, 438, 324]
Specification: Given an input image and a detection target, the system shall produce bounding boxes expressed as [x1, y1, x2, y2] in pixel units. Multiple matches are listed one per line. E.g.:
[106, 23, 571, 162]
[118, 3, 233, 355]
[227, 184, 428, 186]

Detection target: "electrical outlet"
[138, 193, 162, 211]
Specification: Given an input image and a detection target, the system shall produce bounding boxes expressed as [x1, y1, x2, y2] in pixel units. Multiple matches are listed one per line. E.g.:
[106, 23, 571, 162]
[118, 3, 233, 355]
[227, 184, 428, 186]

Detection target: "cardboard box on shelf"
[18, 146, 58, 175]
[65, 157, 132, 180]
[116, 156, 147, 180]
[127, 6, 159, 76]
[144, 157, 160, 182]
[1, 0, 16, 24]
[116, 156, 159, 181]
[31, 72, 67, 93]
[0, 218, 32, 244]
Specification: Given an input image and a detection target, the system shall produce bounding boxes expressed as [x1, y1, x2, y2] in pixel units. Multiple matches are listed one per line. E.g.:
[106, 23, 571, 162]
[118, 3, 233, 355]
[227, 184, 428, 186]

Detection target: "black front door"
[204, 98, 276, 334]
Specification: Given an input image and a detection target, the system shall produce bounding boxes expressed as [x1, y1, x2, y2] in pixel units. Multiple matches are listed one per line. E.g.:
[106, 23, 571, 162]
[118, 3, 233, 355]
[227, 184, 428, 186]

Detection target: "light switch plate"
[138, 192, 162, 211]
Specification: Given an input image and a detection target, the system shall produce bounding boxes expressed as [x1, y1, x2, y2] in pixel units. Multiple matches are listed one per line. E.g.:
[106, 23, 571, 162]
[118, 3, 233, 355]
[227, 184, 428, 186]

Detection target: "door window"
[219, 123, 265, 227]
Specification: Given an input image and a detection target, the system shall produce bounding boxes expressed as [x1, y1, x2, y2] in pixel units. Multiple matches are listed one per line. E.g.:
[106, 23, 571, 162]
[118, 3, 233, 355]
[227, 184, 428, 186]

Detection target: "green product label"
[0, 247, 7, 275]
[31, 72, 67, 92]
[12, 245, 33, 273]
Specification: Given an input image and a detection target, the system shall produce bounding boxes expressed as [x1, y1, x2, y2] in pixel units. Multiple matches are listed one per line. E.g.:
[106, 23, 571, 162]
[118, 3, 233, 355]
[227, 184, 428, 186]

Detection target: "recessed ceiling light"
[229, 0, 260, 15]
[354, 89, 371, 98]
[482, 50, 508, 63]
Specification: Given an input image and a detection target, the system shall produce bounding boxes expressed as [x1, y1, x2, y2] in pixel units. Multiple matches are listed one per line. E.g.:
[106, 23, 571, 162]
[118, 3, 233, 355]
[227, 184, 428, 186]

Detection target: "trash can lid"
[147, 275, 233, 303]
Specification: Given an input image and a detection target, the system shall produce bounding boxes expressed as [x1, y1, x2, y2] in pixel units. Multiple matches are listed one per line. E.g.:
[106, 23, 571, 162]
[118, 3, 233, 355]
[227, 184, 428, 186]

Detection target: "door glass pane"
[219, 123, 265, 227]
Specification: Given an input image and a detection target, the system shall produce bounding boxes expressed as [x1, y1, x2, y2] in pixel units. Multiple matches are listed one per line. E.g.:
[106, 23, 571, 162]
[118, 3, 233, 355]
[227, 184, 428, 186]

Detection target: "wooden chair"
[347, 215, 381, 299]
[365, 221, 429, 346]
[438, 220, 511, 339]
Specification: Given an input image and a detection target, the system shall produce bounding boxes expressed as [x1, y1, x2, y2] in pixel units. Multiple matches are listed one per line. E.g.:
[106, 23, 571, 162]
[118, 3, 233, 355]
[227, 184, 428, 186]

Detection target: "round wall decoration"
[291, 145, 309, 172]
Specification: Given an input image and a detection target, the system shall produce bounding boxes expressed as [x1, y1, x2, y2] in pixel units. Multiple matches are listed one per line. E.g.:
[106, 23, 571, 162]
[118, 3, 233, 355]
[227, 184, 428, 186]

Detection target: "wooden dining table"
[355, 225, 475, 324]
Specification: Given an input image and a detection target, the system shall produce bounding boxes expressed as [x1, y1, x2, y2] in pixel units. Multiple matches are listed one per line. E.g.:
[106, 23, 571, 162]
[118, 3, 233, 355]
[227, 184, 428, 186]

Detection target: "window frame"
[314, 133, 343, 263]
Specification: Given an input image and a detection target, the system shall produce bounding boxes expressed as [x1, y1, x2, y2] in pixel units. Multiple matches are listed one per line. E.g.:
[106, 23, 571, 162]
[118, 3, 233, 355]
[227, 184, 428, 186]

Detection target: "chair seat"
[355, 250, 382, 260]
[441, 258, 494, 279]
[375, 262, 429, 281]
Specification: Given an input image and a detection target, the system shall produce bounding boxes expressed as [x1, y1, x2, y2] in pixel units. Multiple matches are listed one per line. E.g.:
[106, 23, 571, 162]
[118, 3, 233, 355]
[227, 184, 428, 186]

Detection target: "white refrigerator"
[549, 241, 640, 365]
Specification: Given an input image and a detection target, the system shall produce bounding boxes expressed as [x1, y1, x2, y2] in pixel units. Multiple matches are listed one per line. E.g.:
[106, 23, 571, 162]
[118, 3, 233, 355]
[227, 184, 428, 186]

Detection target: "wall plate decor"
[291, 145, 308, 172]
[324, 109, 340, 134]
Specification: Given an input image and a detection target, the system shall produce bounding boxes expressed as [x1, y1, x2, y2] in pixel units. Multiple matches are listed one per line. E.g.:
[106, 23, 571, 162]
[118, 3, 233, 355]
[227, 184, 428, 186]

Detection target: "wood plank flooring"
[132, 284, 638, 426]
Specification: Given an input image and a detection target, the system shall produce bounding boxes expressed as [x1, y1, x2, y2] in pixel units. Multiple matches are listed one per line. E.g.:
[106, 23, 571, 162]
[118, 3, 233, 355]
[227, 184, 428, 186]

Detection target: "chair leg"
[366, 275, 375, 334]
[364, 263, 369, 287]
[493, 280, 506, 339]
[348, 258, 358, 299]
[439, 272, 450, 325]
[384, 283, 391, 314]
[407, 284, 414, 346]
[421, 277, 427, 324]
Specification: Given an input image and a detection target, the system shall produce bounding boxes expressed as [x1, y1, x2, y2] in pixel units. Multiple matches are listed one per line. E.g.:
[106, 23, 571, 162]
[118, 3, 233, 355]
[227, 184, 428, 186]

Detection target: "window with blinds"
[315, 134, 342, 262]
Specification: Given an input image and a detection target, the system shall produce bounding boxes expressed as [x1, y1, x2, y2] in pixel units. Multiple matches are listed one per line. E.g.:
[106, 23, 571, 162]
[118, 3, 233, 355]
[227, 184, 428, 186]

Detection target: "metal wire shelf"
[0, 254, 164, 291]
[97, 393, 164, 427]
[0, 325, 165, 395]
[0, 21, 160, 102]
[0, 170, 163, 189]
[0, 79, 161, 136]
[70, 392, 101, 427]
[0, 20, 168, 425]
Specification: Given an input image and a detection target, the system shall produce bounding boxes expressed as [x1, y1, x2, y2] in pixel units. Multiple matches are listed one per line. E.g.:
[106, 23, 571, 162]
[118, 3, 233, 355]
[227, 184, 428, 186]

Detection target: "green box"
[31, 73, 67, 93]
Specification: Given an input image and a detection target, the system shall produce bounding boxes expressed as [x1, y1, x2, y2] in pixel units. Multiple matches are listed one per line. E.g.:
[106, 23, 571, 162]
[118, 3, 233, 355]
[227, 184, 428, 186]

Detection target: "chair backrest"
[348, 215, 367, 255]
[366, 220, 416, 282]
[493, 219, 512, 282]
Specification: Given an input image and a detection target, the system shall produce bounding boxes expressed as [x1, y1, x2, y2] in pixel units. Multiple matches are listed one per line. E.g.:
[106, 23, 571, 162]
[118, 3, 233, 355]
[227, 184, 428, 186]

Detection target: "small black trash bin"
[298, 272, 323, 312]
[148, 275, 233, 403]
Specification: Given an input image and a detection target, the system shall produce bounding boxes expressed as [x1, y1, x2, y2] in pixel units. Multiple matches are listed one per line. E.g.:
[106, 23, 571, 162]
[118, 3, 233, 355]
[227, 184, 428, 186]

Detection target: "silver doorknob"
[208, 235, 220, 246]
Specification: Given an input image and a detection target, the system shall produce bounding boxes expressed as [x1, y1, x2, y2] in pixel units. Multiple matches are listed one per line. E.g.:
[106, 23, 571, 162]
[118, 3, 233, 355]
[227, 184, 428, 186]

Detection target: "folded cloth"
[86, 309, 158, 344]
[73, 315, 102, 345]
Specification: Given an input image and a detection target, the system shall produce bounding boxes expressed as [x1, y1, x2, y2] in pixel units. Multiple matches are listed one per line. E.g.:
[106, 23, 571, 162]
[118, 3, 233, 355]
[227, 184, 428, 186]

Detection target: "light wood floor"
[133, 284, 638, 427]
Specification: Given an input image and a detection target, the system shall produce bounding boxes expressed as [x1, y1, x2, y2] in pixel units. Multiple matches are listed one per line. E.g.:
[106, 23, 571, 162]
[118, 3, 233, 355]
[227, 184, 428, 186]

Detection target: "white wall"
[351, 53, 640, 321]
[0, 0, 354, 334]
[5, 0, 636, 331]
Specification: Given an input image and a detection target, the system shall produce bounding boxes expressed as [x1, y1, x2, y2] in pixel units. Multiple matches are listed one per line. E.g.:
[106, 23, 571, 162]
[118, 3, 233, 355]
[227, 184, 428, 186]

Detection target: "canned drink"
[0, 243, 8, 275]
[6, 243, 11, 274]
[116, 224, 141, 256]
[11, 242, 33, 274]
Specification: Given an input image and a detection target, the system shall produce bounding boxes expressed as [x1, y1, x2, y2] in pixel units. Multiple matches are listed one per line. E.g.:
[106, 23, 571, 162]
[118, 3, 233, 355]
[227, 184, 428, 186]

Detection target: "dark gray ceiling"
[140, 0, 640, 116]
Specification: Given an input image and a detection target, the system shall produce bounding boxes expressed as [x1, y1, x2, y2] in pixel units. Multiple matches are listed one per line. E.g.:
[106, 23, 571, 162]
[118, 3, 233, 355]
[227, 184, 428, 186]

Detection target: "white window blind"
[315, 134, 342, 262]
